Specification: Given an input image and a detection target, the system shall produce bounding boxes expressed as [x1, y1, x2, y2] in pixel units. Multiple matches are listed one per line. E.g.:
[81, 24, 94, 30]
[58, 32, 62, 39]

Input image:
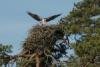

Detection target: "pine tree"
[17, 25, 67, 67]
[59, 0, 100, 67]
[0, 44, 13, 67]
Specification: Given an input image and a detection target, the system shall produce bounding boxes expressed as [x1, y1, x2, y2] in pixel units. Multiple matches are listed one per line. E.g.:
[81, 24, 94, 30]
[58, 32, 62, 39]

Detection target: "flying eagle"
[27, 12, 61, 26]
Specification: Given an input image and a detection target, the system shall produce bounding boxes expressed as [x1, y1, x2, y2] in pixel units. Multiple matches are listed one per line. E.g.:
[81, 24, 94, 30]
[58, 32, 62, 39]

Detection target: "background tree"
[59, 0, 100, 67]
[0, 43, 13, 67]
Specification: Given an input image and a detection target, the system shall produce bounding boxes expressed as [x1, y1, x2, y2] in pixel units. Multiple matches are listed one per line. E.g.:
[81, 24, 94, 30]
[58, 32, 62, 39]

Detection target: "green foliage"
[59, 0, 100, 67]
[0, 44, 12, 53]
[0, 44, 13, 66]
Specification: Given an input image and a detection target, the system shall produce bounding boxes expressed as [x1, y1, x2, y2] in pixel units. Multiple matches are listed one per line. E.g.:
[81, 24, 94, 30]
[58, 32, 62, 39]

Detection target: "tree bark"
[35, 54, 40, 67]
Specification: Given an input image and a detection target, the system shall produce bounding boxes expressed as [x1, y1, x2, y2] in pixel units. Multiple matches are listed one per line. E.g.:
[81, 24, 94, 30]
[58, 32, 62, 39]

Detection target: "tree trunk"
[35, 54, 40, 67]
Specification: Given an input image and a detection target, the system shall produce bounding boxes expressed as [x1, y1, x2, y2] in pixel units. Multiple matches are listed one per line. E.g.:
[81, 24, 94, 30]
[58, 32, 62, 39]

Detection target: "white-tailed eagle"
[27, 12, 61, 26]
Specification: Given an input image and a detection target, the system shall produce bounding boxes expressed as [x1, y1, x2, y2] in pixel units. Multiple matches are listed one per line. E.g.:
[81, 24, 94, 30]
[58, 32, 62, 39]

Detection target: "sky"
[0, 0, 79, 54]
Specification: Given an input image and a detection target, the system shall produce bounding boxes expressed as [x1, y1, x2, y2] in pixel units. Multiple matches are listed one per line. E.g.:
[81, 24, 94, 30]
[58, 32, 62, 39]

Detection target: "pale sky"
[0, 0, 79, 54]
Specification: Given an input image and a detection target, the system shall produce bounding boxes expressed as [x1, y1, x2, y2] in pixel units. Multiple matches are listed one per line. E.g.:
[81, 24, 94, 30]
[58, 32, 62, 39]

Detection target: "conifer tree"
[0, 44, 12, 67]
[17, 25, 67, 67]
[60, 0, 100, 67]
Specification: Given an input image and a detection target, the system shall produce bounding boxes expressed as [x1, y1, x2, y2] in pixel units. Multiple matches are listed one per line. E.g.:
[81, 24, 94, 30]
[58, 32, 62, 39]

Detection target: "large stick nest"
[21, 25, 64, 55]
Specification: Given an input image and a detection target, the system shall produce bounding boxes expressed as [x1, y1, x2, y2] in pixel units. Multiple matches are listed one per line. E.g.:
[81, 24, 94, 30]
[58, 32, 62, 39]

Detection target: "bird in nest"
[27, 12, 61, 26]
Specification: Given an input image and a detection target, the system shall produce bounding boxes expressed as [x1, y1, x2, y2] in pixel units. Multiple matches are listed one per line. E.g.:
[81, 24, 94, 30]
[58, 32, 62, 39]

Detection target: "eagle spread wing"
[27, 12, 42, 21]
[46, 14, 62, 22]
